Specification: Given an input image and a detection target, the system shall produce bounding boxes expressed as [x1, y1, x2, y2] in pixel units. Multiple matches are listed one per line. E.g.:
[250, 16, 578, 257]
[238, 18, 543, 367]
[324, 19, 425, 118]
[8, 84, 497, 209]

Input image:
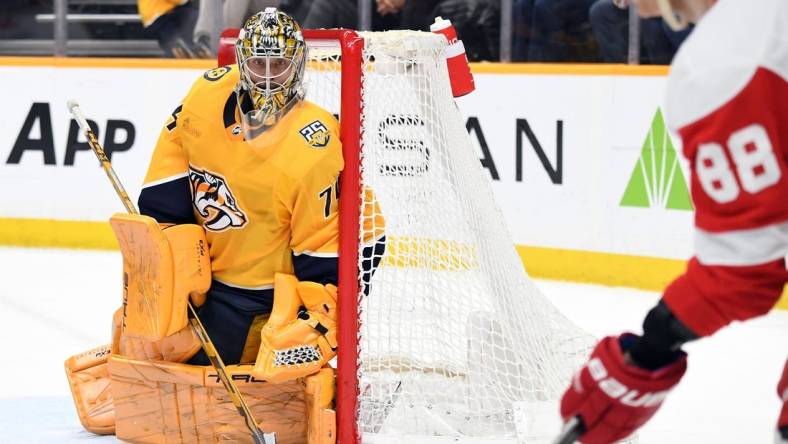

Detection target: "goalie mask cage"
[302, 29, 595, 443]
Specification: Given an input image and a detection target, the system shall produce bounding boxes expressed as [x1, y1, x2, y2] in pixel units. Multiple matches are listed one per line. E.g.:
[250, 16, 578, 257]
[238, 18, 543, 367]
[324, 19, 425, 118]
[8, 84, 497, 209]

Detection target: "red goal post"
[302, 29, 365, 444]
[219, 28, 366, 443]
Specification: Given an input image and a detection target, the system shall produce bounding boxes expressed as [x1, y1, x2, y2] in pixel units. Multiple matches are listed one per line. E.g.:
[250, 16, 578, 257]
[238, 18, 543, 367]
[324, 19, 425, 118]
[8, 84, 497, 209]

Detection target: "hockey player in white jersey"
[558, 0, 788, 442]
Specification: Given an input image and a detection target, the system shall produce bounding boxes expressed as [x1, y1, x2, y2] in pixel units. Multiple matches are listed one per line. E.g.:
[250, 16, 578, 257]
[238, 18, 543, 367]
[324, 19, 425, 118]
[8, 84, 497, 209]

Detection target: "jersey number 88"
[696, 123, 781, 203]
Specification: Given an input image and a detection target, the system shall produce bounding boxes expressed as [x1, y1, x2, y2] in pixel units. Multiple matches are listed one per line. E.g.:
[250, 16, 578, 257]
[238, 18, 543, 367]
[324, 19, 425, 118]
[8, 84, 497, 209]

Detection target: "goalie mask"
[235, 8, 306, 142]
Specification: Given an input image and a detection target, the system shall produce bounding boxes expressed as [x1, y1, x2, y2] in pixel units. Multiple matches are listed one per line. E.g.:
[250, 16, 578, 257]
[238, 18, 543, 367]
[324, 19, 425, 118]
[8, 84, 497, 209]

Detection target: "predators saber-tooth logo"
[189, 166, 248, 231]
[299, 120, 330, 148]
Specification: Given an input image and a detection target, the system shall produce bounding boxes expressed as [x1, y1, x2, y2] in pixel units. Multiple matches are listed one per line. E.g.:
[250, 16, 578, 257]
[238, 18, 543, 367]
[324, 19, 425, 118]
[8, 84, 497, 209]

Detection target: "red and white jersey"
[661, 0, 788, 336]
[665, 0, 788, 267]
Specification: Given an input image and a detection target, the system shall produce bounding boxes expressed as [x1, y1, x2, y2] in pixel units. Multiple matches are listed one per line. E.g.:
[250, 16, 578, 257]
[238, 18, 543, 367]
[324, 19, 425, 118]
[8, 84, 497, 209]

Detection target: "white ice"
[0, 246, 785, 443]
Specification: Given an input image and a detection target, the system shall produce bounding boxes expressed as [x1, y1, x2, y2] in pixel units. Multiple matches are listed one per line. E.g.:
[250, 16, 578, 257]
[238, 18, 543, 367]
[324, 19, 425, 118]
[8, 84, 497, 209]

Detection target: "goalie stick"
[67, 99, 276, 444]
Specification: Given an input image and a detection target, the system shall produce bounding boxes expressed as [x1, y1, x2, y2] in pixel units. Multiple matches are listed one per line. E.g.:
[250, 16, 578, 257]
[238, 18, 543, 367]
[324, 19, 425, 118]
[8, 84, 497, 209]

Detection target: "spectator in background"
[297, 0, 501, 61]
[138, 0, 211, 57]
[588, 0, 628, 61]
[183, 0, 501, 62]
[279, 0, 314, 23]
[430, 0, 500, 61]
[512, 0, 534, 61]
[384, 0, 437, 31]
[639, 14, 692, 64]
[0, 0, 50, 40]
[193, 0, 278, 53]
[221, 0, 280, 29]
[300, 0, 358, 29]
[190, 0, 400, 56]
[300, 0, 400, 31]
[527, 0, 599, 62]
[589, 0, 692, 64]
[379, 0, 501, 61]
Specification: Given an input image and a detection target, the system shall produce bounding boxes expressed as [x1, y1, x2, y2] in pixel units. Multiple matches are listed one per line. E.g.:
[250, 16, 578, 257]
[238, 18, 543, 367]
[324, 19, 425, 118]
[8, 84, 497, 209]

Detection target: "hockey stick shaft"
[188, 304, 273, 444]
[553, 416, 585, 444]
[67, 100, 274, 444]
[67, 100, 137, 215]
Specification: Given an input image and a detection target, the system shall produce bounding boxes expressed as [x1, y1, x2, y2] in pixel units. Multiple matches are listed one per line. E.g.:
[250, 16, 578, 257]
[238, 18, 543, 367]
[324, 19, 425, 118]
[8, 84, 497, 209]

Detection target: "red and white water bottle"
[430, 16, 475, 98]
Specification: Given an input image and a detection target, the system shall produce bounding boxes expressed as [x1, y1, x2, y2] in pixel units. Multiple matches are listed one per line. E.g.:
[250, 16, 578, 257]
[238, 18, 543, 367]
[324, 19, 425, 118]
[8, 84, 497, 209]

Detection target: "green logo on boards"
[620, 109, 693, 211]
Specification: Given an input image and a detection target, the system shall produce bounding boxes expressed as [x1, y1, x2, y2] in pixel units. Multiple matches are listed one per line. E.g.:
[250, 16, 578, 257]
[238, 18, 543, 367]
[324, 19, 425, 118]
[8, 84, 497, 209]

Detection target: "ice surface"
[0, 247, 785, 443]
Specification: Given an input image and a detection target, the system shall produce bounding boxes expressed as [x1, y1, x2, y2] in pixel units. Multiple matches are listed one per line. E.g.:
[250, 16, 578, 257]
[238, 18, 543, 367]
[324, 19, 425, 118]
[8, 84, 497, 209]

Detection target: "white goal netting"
[304, 31, 596, 443]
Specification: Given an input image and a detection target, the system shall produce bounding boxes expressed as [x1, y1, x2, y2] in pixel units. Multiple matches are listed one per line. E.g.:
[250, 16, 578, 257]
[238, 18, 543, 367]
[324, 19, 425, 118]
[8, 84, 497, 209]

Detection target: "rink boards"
[0, 57, 784, 308]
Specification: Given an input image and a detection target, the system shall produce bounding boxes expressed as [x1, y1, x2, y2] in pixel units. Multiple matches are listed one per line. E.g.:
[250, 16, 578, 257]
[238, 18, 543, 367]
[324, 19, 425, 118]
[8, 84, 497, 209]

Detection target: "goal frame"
[217, 26, 596, 444]
[302, 29, 365, 444]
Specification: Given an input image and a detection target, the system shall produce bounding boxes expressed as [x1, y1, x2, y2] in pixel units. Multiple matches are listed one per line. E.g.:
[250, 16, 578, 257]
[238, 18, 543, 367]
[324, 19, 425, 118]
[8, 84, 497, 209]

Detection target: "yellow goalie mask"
[235, 8, 307, 143]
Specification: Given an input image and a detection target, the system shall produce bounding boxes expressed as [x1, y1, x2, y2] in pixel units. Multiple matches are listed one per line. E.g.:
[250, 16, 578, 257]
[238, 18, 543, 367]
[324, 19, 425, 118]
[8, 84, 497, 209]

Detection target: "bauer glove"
[559, 333, 687, 444]
[777, 359, 788, 443]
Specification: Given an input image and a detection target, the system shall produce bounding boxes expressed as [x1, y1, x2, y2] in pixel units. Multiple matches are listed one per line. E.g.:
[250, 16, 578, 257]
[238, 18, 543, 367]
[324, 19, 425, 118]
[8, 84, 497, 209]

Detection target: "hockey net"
[302, 30, 595, 443]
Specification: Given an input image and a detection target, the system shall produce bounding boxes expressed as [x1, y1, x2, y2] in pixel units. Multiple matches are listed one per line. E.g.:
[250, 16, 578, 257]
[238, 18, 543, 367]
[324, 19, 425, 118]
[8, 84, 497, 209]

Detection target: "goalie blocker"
[65, 213, 337, 443]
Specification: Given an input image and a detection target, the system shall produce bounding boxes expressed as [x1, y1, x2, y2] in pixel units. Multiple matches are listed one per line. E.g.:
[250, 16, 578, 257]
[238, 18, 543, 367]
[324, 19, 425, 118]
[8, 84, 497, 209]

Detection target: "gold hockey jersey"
[139, 65, 347, 291]
[137, 0, 188, 27]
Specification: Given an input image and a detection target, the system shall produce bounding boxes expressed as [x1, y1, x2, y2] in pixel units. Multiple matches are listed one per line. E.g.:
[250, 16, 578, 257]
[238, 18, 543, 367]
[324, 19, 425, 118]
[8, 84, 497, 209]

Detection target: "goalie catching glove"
[254, 273, 337, 383]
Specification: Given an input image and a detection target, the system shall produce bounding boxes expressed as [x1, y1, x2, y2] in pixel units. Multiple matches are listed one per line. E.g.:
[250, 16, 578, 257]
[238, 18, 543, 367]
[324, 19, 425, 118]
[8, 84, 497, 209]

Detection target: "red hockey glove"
[560, 334, 687, 444]
[778, 359, 788, 442]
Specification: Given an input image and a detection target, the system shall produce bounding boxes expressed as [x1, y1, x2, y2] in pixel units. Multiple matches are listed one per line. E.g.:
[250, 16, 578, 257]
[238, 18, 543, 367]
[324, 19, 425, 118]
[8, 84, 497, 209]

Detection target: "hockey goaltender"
[63, 8, 384, 444]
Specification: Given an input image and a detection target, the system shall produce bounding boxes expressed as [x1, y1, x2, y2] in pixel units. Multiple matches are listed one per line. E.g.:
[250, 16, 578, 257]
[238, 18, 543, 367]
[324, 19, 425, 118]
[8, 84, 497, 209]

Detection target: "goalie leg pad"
[110, 213, 211, 341]
[304, 367, 337, 444]
[253, 273, 338, 383]
[112, 304, 202, 363]
[108, 356, 311, 443]
[119, 323, 203, 362]
[64, 344, 115, 435]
